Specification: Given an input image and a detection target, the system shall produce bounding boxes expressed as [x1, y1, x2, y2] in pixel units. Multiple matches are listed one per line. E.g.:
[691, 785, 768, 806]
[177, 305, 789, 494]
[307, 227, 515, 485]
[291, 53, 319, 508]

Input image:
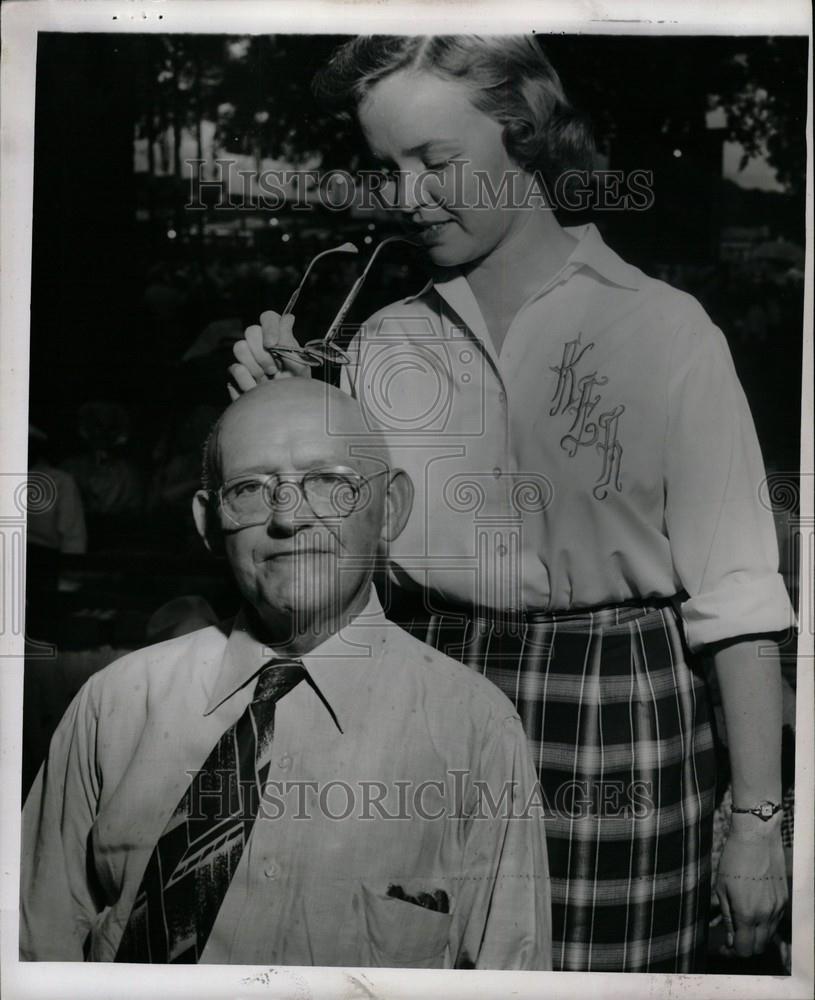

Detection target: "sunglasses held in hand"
[267, 236, 417, 369]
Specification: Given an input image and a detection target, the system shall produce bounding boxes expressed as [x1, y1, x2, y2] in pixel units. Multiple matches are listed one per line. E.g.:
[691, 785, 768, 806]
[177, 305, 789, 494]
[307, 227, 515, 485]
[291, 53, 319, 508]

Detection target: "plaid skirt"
[391, 591, 717, 973]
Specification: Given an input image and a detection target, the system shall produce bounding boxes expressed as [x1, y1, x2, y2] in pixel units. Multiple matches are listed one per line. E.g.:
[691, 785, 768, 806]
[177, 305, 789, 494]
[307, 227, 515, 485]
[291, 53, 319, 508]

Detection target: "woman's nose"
[395, 167, 440, 213]
[398, 170, 423, 212]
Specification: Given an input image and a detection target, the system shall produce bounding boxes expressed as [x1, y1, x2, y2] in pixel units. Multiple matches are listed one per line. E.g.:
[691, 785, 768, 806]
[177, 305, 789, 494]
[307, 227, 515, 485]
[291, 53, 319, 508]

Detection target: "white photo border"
[1, 2, 812, 998]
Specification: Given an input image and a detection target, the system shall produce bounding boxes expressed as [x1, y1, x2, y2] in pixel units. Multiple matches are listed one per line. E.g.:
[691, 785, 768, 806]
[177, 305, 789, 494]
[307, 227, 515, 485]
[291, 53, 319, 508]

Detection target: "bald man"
[20, 381, 551, 969]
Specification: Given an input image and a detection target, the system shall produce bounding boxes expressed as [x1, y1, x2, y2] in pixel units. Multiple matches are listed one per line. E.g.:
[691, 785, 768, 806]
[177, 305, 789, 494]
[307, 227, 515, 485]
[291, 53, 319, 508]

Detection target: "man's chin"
[256, 582, 337, 622]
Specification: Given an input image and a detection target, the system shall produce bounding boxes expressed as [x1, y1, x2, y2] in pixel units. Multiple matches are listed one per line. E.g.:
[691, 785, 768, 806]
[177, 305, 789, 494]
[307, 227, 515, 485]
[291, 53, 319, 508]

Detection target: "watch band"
[731, 800, 782, 821]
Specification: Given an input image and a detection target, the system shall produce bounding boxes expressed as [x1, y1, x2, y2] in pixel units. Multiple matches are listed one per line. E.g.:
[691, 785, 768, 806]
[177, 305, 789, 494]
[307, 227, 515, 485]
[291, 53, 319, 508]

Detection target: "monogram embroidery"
[549, 333, 594, 416]
[549, 334, 625, 500]
[594, 404, 625, 500]
[561, 372, 609, 456]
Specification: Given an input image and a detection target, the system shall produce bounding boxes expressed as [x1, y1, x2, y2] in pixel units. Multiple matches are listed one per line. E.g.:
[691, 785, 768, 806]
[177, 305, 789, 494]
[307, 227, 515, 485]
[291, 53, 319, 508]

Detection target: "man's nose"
[264, 484, 314, 534]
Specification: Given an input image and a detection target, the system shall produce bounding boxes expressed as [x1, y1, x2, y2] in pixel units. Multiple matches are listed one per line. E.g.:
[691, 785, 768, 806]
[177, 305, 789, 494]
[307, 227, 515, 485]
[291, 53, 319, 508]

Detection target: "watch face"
[760, 803, 773, 818]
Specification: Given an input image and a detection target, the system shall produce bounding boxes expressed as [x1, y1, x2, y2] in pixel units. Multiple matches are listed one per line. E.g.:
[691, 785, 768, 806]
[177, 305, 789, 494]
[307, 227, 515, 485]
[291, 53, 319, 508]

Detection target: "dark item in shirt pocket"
[359, 883, 454, 967]
[387, 883, 450, 914]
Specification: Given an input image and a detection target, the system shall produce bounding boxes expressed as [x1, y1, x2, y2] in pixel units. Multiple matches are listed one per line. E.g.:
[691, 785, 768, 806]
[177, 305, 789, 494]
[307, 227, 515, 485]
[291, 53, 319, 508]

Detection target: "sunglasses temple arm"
[322, 275, 366, 344]
[281, 256, 323, 317]
[281, 287, 304, 318]
[323, 236, 414, 344]
[281, 243, 359, 318]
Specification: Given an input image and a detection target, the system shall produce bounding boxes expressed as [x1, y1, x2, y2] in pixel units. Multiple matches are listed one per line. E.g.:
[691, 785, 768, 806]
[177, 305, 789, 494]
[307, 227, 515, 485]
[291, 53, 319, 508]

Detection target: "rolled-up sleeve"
[452, 714, 551, 970]
[20, 680, 101, 960]
[664, 314, 794, 650]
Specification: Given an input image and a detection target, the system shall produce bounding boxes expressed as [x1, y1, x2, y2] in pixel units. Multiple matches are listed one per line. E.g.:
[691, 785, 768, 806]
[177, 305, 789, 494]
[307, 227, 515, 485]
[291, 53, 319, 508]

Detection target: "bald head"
[203, 379, 390, 491]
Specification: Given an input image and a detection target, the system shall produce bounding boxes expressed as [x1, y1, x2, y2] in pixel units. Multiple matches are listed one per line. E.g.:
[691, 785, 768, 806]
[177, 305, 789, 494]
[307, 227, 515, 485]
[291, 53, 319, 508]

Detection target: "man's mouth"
[266, 548, 333, 559]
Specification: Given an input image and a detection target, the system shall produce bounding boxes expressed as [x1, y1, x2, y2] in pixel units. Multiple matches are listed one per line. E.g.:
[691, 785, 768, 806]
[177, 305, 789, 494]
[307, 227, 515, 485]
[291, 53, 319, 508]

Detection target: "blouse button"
[278, 754, 293, 771]
[264, 861, 280, 879]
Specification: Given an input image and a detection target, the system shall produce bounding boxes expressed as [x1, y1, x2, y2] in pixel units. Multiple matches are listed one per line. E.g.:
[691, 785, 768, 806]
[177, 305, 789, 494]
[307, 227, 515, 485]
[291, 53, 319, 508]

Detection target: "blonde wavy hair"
[313, 35, 595, 184]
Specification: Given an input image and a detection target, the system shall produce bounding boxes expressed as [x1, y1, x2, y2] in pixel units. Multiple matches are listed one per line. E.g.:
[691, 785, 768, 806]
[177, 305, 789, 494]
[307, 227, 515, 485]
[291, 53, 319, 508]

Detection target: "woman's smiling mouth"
[412, 219, 455, 243]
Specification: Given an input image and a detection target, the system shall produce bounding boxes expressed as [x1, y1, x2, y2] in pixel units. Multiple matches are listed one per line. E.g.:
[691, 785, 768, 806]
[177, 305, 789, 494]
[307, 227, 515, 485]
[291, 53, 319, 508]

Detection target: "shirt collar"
[563, 223, 643, 291]
[404, 280, 433, 304]
[203, 586, 390, 733]
[411, 222, 642, 319]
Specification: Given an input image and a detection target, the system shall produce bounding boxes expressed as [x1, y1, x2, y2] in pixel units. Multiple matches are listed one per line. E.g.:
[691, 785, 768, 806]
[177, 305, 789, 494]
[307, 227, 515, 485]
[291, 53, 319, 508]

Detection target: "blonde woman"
[230, 35, 791, 972]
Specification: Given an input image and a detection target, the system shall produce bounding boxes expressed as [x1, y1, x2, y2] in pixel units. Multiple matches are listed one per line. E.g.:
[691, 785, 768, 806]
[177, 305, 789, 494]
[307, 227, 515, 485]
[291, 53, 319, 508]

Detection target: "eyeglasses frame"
[209, 466, 391, 528]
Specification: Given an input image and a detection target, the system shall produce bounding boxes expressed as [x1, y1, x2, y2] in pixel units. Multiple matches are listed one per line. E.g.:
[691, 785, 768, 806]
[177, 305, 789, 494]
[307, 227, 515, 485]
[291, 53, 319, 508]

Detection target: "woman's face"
[357, 70, 532, 268]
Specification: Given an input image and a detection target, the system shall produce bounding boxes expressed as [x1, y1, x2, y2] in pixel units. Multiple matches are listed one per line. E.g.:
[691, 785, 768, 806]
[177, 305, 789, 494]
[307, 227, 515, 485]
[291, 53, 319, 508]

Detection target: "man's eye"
[306, 473, 354, 495]
[231, 480, 263, 498]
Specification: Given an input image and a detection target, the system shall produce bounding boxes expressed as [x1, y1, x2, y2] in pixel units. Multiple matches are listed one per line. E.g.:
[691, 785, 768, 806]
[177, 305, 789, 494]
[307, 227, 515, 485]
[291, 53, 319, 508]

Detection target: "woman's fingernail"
[727, 934, 734, 948]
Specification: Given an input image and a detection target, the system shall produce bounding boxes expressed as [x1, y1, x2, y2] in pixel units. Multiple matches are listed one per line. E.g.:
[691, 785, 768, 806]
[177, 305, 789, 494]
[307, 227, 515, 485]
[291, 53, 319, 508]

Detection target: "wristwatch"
[731, 800, 782, 821]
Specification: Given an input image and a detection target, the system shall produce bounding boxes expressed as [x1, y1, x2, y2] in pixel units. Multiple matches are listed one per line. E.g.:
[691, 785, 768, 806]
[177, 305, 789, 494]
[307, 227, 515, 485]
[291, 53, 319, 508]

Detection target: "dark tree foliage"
[544, 35, 807, 195]
[130, 34, 358, 171]
[128, 33, 807, 192]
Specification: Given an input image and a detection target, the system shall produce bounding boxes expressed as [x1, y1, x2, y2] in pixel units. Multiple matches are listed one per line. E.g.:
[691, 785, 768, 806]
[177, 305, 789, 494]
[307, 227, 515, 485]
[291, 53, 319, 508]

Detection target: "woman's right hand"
[227, 311, 311, 400]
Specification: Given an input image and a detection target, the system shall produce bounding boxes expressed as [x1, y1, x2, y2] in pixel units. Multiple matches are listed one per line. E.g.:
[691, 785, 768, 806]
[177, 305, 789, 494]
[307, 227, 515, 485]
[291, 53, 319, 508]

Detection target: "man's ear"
[192, 490, 224, 555]
[380, 469, 414, 544]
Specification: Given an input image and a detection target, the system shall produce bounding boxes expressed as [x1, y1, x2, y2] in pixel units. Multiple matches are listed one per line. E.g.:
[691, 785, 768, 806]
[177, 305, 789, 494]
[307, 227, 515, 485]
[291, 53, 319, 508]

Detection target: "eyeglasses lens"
[221, 472, 362, 525]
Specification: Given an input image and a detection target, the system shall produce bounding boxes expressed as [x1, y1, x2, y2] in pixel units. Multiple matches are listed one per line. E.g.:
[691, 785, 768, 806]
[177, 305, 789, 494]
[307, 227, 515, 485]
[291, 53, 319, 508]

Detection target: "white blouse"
[341, 224, 792, 651]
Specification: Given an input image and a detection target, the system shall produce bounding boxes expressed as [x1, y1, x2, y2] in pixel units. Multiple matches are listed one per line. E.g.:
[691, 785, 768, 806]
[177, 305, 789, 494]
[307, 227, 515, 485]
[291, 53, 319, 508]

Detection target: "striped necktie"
[115, 658, 307, 963]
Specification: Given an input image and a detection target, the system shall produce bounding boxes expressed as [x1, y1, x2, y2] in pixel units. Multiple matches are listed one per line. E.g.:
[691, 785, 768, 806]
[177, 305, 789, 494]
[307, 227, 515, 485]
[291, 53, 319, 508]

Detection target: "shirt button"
[492, 467, 502, 479]
[264, 862, 280, 879]
[278, 754, 293, 771]
[498, 391, 507, 404]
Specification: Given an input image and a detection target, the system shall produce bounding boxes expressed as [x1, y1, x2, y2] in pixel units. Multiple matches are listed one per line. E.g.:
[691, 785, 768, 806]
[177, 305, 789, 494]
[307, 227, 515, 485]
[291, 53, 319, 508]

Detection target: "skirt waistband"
[524, 597, 678, 628]
[387, 588, 681, 629]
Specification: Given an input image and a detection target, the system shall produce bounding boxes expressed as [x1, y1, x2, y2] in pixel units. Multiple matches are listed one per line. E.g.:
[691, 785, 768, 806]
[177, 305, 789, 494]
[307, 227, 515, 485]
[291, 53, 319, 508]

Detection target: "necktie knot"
[253, 658, 307, 704]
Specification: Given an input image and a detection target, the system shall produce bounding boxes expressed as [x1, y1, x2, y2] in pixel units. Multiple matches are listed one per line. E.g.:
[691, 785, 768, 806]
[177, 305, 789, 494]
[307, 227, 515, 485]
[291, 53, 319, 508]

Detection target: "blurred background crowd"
[22, 33, 806, 972]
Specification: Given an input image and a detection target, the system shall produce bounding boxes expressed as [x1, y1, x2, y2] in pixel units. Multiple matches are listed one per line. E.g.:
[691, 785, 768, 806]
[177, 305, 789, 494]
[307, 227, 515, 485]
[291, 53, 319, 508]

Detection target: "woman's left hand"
[715, 814, 788, 957]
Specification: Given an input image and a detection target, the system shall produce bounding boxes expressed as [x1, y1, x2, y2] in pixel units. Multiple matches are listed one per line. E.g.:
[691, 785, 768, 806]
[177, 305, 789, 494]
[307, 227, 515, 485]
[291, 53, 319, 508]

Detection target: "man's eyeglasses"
[212, 467, 389, 528]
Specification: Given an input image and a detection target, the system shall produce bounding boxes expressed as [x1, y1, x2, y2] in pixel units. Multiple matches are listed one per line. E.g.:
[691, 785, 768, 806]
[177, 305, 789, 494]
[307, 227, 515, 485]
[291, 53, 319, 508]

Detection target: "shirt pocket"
[358, 882, 453, 968]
